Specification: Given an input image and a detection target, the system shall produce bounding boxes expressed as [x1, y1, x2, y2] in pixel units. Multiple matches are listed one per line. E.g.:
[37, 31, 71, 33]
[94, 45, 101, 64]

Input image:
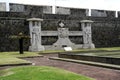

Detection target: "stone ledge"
[58, 53, 120, 65]
[0, 56, 43, 67]
[49, 57, 120, 70]
[0, 63, 32, 67]
[18, 55, 44, 58]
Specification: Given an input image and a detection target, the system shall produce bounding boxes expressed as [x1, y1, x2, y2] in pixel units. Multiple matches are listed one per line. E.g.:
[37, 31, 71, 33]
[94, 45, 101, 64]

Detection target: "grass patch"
[88, 52, 120, 58]
[0, 52, 40, 58]
[39, 47, 120, 54]
[0, 66, 94, 80]
[0, 57, 31, 65]
[0, 47, 120, 65]
[0, 52, 41, 66]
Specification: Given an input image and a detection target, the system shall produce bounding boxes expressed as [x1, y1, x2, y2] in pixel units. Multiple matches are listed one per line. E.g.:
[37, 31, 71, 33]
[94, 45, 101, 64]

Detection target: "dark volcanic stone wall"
[70, 8, 89, 17]
[42, 36, 58, 45]
[10, 3, 25, 12]
[55, 6, 89, 17]
[0, 3, 120, 51]
[0, 18, 29, 51]
[42, 19, 81, 31]
[117, 11, 120, 18]
[91, 19, 120, 47]
[91, 9, 116, 18]
[9, 3, 52, 17]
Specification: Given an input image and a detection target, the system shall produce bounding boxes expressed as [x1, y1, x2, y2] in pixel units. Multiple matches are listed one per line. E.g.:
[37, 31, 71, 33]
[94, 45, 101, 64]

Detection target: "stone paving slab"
[0, 54, 120, 80]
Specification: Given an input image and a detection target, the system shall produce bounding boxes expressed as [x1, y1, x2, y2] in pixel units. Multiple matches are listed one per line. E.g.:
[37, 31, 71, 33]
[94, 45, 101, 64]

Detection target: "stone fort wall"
[0, 3, 120, 51]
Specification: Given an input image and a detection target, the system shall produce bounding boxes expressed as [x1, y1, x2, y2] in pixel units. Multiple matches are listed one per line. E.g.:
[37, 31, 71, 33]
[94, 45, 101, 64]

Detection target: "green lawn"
[0, 66, 94, 80]
[0, 52, 41, 57]
[40, 47, 120, 54]
[0, 57, 31, 65]
[0, 47, 120, 65]
[0, 52, 41, 65]
[87, 51, 120, 58]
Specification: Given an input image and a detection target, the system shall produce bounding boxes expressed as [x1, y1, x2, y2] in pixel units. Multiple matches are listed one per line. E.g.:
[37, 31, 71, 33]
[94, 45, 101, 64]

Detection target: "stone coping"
[0, 63, 32, 67]
[50, 57, 120, 70]
[59, 53, 120, 65]
[18, 55, 44, 58]
[0, 56, 43, 67]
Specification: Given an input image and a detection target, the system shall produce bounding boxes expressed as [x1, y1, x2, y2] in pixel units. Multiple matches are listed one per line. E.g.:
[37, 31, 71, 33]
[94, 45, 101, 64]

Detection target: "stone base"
[29, 45, 45, 52]
[83, 43, 95, 49]
[44, 45, 83, 50]
[90, 43, 95, 48]
[53, 38, 75, 46]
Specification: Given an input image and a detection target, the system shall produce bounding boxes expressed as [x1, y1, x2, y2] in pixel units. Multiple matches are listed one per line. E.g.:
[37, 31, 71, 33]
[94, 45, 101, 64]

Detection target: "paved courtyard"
[24, 54, 120, 80]
[0, 54, 120, 80]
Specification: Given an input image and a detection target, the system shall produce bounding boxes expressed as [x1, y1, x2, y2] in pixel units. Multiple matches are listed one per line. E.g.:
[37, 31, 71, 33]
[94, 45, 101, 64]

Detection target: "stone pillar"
[27, 18, 44, 51]
[80, 20, 95, 48]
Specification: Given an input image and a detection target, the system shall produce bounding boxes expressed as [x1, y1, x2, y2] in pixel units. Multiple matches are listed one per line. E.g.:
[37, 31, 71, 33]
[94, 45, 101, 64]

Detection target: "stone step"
[49, 57, 120, 70]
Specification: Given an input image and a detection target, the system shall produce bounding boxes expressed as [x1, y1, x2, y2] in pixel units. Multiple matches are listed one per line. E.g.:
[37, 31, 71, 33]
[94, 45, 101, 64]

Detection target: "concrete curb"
[19, 55, 44, 58]
[0, 63, 32, 67]
[49, 57, 120, 70]
[0, 56, 43, 67]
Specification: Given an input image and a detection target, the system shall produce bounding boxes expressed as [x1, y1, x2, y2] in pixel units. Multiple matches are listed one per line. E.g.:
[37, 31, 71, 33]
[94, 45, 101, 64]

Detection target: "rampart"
[0, 3, 120, 51]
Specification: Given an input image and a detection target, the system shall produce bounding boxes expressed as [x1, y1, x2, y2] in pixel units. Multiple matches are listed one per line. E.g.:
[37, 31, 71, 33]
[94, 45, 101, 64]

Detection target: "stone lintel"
[41, 31, 83, 36]
[27, 18, 43, 21]
[44, 45, 83, 50]
[80, 20, 94, 23]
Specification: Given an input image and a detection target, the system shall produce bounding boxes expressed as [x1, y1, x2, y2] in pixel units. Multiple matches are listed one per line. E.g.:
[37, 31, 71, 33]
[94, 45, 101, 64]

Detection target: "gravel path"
[0, 54, 120, 80]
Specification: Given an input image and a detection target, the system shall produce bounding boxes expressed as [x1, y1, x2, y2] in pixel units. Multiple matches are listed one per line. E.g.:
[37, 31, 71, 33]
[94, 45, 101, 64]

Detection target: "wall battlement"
[0, 3, 119, 18]
[0, 3, 120, 51]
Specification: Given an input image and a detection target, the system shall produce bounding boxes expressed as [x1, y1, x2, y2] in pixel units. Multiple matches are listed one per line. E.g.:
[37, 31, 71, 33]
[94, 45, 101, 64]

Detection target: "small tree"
[10, 32, 30, 54]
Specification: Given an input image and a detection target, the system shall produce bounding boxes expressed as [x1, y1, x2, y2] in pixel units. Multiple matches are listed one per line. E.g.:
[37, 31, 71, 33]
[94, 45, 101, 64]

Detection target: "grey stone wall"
[70, 8, 89, 17]
[91, 9, 116, 18]
[10, 3, 24, 12]
[0, 3, 120, 51]
[90, 18, 120, 47]
[55, 6, 89, 17]
[42, 19, 81, 31]
[0, 18, 29, 51]
[43, 6, 52, 14]
[55, 6, 70, 15]
[0, 12, 26, 18]
[42, 36, 58, 45]
[0, 13, 120, 51]
[24, 5, 43, 17]
[0, 3, 6, 11]
[9, 3, 52, 15]
[117, 11, 120, 18]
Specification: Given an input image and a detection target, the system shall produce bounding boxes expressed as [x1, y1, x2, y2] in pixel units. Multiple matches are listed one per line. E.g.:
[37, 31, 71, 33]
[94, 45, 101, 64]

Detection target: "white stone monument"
[80, 20, 95, 48]
[27, 18, 45, 51]
[54, 21, 75, 47]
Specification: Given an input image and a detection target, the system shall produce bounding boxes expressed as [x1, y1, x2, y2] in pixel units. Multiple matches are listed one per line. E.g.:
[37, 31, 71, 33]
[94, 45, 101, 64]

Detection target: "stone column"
[27, 18, 45, 51]
[80, 20, 95, 48]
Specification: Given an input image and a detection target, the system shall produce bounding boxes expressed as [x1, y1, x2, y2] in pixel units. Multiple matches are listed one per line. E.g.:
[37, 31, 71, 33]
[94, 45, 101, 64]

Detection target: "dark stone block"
[9, 3, 24, 12]
[91, 9, 116, 18]
[55, 6, 70, 15]
[59, 53, 120, 65]
[70, 8, 88, 17]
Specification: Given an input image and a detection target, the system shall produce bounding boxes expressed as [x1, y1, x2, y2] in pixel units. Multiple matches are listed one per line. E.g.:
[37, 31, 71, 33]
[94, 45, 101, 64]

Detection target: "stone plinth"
[27, 18, 45, 51]
[80, 20, 95, 48]
[54, 28, 75, 47]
